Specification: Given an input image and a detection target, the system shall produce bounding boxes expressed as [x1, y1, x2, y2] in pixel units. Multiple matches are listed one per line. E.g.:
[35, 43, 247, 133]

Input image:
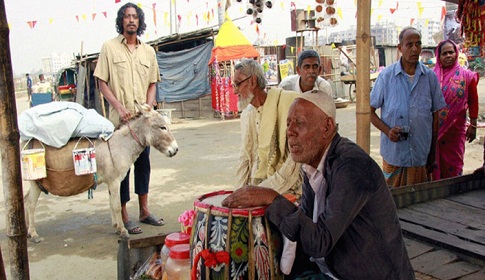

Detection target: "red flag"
[76, 15, 79, 22]
[410, 18, 415, 26]
[196, 14, 199, 26]
[103, 11, 107, 18]
[441, 6, 447, 21]
[390, 2, 398, 14]
[92, 13, 97, 21]
[115, 0, 121, 3]
[27, 21, 37, 29]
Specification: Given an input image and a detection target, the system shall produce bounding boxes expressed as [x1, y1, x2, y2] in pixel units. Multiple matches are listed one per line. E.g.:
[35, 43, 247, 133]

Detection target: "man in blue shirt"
[370, 26, 446, 187]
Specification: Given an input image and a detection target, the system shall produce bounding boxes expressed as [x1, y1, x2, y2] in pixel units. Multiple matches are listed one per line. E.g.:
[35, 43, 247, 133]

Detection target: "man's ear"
[296, 66, 302, 75]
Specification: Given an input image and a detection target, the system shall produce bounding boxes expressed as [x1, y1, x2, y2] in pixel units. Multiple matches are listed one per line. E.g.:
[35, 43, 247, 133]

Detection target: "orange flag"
[410, 18, 415, 26]
[441, 6, 447, 21]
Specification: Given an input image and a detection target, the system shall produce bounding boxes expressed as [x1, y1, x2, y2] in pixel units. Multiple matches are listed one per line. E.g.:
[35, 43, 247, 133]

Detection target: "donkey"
[23, 103, 178, 242]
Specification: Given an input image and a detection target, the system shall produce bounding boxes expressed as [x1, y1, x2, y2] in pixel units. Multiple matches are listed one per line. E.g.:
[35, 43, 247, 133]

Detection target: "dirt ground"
[1, 84, 484, 279]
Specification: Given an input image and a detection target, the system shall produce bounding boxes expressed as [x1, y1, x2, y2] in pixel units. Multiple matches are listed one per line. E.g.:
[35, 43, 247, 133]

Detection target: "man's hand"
[222, 186, 279, 208]
[387, 126, 401, 142]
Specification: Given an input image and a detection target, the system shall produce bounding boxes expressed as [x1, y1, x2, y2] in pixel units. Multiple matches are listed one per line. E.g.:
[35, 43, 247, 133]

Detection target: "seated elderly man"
[222, 91, 415, 279]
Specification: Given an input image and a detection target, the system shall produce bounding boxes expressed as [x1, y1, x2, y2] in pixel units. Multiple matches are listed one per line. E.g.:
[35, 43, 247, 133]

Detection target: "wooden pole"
[0, 1, 30, 279]
[355, 0, 372, 153]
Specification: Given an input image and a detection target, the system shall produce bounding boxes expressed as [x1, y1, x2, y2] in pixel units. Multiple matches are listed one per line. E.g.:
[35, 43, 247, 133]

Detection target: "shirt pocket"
[113, 56, 128, 69]
[138, 59, 150, 77]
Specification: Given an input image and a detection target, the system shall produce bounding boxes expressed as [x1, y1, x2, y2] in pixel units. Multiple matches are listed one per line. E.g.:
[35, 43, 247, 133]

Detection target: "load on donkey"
[19, 102, 179, 243]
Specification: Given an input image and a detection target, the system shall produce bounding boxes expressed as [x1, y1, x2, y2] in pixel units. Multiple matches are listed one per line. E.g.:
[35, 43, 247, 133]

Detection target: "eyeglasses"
[232, 76, 252, 89]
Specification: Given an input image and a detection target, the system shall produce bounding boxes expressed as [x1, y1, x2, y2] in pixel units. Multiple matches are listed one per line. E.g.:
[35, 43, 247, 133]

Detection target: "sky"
[5, 0, 447, 75]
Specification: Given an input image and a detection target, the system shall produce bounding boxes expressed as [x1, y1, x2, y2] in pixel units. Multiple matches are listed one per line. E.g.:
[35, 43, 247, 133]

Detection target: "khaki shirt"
[94, 35, 160, 126]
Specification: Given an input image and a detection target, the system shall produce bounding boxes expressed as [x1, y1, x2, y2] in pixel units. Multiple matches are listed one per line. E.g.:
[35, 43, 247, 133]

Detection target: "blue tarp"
[156, 41, 213, 103]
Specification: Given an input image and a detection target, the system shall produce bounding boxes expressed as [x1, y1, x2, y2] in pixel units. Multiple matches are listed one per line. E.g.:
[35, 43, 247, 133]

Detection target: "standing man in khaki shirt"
[94, 2, 162, 235]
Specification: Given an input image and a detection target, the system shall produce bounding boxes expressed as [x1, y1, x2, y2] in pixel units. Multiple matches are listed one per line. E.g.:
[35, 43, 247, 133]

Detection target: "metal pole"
[0, 0, 30, 279]
[355, 0, 371, 153]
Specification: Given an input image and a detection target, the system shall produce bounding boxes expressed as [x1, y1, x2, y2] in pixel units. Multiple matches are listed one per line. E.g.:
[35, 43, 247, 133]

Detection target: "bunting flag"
[115, 0, 121, 3]
[390, 2, 398, 14]
[82, 14, 87, 21]
[410, 18, 415, 25]
[103, 11, 107, 18]
[338, 7, 343, 19]
[377, 15, 383, 22]
[441, 6, 447, 21]
[164, 12, 169, 26]
[27, 21, 37, 29]
[255, 24, 260, 36]
[152, 3, 157, 27]
[75, 15, 79, 22]
[418, 7, 424, 18]
[378, 0, 383, 8]
[92, 13, 96, 21]
[425, 19, 429, 27]
[196, 14, 199, 26]
[49, 18, 53, 24]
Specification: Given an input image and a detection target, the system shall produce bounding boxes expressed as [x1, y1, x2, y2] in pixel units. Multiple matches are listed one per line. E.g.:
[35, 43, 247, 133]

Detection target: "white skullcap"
[297, 90, 336, 119]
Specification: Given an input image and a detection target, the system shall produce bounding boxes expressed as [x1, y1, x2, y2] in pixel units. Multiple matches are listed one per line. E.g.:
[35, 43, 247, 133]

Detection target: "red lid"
[169, 244, 190, 259]
[165, 232, 190, 248]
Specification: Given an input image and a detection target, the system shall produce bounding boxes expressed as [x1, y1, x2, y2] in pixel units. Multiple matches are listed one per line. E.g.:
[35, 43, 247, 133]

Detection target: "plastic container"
[164, 244, 191, 280]
[160, 232, 190, 277]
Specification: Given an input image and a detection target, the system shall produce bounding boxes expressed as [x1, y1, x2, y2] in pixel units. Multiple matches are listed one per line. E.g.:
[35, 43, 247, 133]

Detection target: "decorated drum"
[190, 190, 282, 280]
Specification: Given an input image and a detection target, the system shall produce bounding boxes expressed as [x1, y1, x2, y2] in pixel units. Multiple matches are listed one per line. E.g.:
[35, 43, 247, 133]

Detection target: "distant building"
[308, 19, 441, 47]
[41, 53, 73, 77]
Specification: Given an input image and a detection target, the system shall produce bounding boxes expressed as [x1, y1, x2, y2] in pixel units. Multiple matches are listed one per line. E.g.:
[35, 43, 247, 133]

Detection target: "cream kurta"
[235, 88, 302, 196]
[94, 35, 160, 126]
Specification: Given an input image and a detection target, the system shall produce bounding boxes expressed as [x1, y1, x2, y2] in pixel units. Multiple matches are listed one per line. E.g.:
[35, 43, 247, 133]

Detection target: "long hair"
[115, 2, 147, 36]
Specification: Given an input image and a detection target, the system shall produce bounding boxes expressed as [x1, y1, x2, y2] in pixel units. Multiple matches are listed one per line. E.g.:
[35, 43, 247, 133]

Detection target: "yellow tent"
[208, 18, 260, 64]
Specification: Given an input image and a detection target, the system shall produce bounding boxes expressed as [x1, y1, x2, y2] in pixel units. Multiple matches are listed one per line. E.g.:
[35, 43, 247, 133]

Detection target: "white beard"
[238, 92, 254, 111]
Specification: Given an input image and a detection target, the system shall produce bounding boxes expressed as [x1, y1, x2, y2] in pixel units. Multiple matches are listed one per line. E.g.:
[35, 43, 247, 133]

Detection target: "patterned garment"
[382, 159, 429, 187]
[432, 39, 479, 180]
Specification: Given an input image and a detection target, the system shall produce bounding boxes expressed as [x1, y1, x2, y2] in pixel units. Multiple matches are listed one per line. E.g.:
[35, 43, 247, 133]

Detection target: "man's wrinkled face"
[287, 99, 331, 168]
[297, 57, 322, 89]
[398, 30, 422, 66]
[123, 7, 139, 35]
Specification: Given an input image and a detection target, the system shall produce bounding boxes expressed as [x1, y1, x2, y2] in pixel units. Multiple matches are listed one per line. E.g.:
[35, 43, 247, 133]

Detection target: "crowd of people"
[28, 2, 481, 278]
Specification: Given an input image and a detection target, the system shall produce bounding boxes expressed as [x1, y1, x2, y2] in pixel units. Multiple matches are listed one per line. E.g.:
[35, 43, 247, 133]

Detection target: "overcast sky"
[5, 0, 445, 75]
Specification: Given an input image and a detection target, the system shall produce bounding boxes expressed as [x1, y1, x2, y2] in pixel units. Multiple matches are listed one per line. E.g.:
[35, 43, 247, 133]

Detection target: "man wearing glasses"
[233, 59, 302, 200]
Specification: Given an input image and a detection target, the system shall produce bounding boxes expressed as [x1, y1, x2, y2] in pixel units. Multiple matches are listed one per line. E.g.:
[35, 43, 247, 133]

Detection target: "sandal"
[140, 214, 165, 226]
[124, 220, 143, 234]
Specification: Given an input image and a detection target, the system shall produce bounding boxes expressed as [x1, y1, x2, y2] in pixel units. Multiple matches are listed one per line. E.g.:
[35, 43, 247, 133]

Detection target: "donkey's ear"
[134, 101, 151, 113]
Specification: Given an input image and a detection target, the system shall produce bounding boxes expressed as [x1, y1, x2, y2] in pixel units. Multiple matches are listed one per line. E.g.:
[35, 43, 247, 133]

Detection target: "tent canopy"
[208, 18, 260, 64]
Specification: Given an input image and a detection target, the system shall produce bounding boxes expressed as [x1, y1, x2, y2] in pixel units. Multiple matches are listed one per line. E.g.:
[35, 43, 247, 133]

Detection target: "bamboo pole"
[355, 0, 372, 153]
[0, 1, 30, 279]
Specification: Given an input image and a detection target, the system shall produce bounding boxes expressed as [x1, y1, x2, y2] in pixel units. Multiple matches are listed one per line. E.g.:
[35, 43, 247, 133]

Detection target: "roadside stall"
[208, 18, 260, 119]
[54, 66, 77, 102]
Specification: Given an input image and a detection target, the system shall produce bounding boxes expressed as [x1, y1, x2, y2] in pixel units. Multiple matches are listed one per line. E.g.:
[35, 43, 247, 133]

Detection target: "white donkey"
[23, 103, 178, 242]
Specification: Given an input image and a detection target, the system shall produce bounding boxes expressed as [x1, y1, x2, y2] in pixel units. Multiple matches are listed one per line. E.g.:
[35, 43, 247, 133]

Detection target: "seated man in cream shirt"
[279, 49, 333, 97]
[233, 59, 302, 200]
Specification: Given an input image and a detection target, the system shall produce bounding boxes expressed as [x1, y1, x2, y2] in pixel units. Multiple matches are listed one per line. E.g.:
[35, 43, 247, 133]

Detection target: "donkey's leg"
[24, 181, 43, 243]
[108, 180, 129, 238]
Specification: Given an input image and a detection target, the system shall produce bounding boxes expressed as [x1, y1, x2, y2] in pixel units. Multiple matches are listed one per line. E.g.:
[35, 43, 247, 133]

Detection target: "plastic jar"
[160, 232, 190, 276]
[164, 243, 191, 280]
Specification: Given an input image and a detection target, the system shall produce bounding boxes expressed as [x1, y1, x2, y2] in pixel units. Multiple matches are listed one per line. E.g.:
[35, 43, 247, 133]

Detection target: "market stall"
[208, 18, 260, 119]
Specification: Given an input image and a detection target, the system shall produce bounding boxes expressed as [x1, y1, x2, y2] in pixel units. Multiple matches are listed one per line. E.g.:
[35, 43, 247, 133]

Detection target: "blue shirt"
[370, 61, 446, 167]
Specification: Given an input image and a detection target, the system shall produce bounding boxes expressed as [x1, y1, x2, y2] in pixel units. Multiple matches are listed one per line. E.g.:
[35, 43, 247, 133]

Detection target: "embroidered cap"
[297, 90, 336, 119]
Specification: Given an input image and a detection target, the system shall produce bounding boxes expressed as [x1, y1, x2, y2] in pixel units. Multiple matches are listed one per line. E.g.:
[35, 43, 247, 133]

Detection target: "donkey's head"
[134, 103, 178, 157]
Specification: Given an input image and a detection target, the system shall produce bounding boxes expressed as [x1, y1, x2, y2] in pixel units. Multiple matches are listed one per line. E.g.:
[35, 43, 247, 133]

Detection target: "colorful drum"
[190, 190, 283, 280]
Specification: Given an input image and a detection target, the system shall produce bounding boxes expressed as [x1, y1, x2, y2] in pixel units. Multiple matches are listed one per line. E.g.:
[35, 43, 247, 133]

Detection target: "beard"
[237, 92, 254, 111]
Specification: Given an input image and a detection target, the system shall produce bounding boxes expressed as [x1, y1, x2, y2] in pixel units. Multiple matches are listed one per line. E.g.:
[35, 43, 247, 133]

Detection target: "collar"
[297, 76, 319, 93]
[394, 59, 426, 78]
[117, 34, 140, 45]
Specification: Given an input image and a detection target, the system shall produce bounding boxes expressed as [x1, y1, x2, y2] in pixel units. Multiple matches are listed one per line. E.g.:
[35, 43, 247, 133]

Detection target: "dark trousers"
[120, 146, 150, 204]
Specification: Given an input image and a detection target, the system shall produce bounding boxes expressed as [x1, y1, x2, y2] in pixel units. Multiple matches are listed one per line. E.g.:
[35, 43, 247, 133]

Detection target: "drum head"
[194, 190, 267, 217]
